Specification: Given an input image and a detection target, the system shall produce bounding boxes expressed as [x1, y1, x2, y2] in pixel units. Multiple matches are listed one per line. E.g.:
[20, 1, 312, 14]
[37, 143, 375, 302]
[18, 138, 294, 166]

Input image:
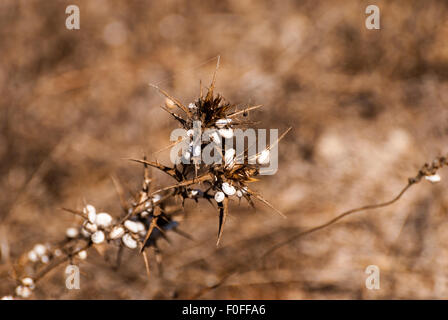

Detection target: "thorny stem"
[190, 155, 448, 299]
[261, 182, 413, 258]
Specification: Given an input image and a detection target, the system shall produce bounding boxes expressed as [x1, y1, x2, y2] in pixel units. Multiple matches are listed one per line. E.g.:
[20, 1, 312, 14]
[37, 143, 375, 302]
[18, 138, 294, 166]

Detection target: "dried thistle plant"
[1, 60, 290, 299]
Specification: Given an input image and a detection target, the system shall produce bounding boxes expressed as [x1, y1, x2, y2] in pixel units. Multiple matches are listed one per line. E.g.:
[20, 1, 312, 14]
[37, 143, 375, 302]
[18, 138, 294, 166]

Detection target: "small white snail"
[66, 227, 79, 238]
[84, 204, 97, 224]
[91, 231, 105, 244]
[124, 220, 145, 234]
[122, 233, 138, 249]
[257, 149, 270, 165]
[21, 277, 35, 288]
[33, 244, 46, 257]
[95, 213, 113, 228]
[82, 221, 98, 234]
[225, 148, 236, 168]
[219, 128, 234, 139]
[77, 250, 87, 260]
[425, 174, 441, 183]
[109, 226, 125, 240]
[15, 286, 32, 298]
[214, 191, 225, 203]
[27, 250, 38, 262]
[222, 182, 236, 196]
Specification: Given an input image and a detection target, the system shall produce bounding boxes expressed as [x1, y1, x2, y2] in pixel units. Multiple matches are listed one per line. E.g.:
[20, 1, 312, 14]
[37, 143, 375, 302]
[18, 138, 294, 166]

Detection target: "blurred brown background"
[1, 0, 448, 299]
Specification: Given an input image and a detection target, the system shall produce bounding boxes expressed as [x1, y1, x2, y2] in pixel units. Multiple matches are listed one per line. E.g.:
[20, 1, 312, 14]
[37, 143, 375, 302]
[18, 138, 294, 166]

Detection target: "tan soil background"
[1, 0, 448, 299]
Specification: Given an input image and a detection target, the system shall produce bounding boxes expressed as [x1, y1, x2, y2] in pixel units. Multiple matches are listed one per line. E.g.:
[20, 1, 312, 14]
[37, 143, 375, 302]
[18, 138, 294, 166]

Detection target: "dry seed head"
[5, 68, 291, 298]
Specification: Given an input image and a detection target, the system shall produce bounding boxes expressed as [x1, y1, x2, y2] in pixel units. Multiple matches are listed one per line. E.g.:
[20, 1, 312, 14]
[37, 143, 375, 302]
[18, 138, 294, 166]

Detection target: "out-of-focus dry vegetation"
[1, 0, 448, 299]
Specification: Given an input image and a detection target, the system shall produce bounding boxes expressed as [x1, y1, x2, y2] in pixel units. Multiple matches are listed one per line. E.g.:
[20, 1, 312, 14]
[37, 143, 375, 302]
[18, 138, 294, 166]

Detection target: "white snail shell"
[95, 213, 113, 228]
[222, 182, 236, 196]
[219, 128, 234, 139]
[122, 233, 138, 249]
[81, 228, 91, 238]
[109, 226, 125, 240]
[77, 250, 88, 260]
[15, 286, 32, 298]
[83, 221, 97, 234]
[152, 194, 162, 203]
[257, 149, 270, 165]
[84, 204, 97, 224]
[21, 277, 34, 288]
[91, 231, 105, 244]
[27, 250, 38, 262]
[33, 244, 46, 257]
[182, 150, 191, 161]
[140, 210, 150, 218]
[66, 227, 79, 238]
[214, 191, 225, 203]
[193, 144, 202, 157]
[225, 148, 236, 168]
[124, 220, 145, 234]
[425, 174, 441, 183]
